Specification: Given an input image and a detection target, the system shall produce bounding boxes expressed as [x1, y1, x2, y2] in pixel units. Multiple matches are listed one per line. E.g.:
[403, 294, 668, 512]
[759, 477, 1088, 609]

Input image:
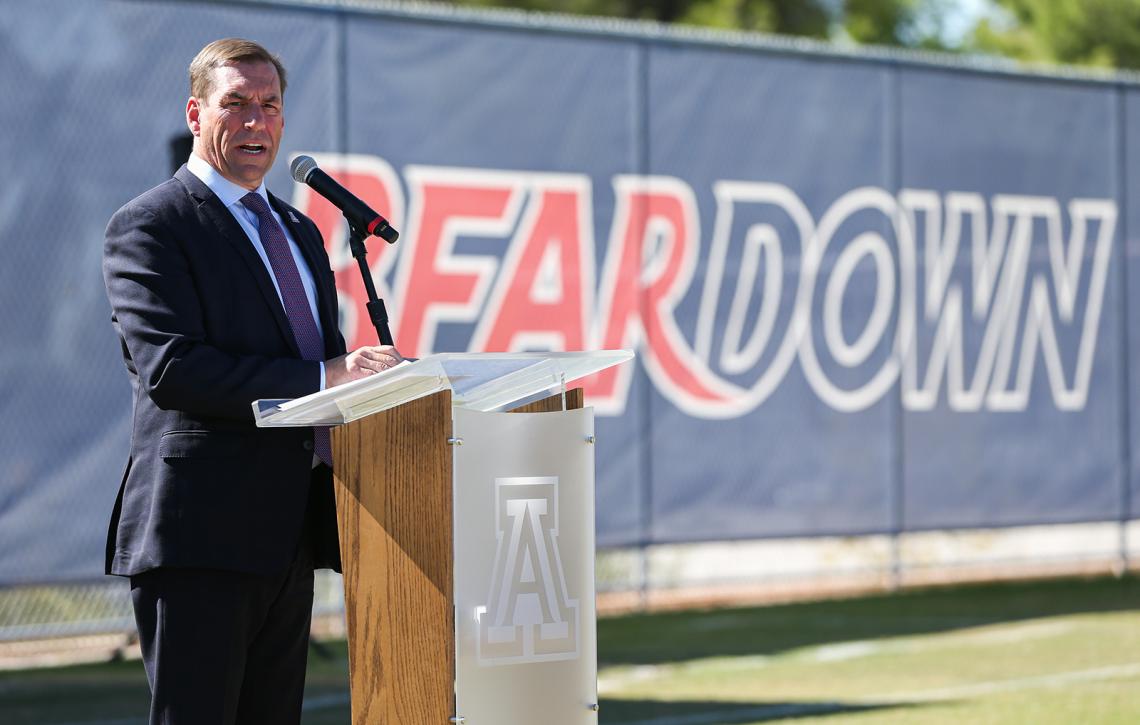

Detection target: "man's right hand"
[325, 345, 405, 388]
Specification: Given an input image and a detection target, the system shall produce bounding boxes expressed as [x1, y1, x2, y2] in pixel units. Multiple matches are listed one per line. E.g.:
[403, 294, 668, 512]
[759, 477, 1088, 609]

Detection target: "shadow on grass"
[598, 696, 922, 723]
[599, 574, 1140, 666]
[0, 644, 351, 725]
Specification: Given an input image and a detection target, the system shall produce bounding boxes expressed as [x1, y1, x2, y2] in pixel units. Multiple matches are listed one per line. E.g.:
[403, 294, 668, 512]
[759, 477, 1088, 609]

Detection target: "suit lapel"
[174, 166, 302, 358]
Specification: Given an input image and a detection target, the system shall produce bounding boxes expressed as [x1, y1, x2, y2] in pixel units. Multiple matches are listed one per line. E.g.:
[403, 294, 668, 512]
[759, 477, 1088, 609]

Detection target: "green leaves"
[443, 0, 1140, 70]
[975, 0, 1140, 69]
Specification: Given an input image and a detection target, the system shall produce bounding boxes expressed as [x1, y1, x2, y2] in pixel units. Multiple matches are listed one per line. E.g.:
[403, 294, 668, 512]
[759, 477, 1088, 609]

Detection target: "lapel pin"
[288, 211, 300, 224]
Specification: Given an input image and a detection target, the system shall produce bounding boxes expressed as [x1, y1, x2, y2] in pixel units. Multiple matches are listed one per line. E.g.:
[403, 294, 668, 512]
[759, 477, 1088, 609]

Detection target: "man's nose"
[243, 106, 265, 129]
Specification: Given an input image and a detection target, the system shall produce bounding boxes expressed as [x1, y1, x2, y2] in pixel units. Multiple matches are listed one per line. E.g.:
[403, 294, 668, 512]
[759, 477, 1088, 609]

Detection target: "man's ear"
[186, 97, 200, 136]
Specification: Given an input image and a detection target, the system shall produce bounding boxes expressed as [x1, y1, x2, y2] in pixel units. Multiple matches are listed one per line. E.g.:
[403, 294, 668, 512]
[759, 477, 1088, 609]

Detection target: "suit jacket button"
[302, 440, 314, 451]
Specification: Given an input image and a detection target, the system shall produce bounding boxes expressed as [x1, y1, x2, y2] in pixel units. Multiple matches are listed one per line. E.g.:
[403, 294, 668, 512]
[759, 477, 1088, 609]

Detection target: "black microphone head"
[290, 155, 318, 183]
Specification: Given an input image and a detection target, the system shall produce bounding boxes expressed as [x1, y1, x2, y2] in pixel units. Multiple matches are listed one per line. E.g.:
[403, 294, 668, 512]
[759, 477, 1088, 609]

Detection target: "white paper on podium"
[452, 407, 598, 725]
[252, 350, 632, 427]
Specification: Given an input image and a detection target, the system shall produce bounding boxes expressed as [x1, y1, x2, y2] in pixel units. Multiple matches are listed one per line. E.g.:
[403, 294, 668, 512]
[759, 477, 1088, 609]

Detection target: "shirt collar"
[186, 153, 271, 211]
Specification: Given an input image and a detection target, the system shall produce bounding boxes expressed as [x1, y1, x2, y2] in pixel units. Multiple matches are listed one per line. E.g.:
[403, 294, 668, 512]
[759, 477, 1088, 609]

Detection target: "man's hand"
[325, 345, 405, 388]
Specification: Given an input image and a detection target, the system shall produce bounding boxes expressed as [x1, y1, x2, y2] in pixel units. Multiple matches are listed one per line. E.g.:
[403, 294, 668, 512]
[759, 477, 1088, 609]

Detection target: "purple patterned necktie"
[240, 192, 332, 466]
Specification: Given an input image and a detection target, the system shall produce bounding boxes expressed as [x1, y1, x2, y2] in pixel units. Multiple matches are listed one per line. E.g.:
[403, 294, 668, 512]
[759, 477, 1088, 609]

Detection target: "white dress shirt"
[186, 153, 326, 389]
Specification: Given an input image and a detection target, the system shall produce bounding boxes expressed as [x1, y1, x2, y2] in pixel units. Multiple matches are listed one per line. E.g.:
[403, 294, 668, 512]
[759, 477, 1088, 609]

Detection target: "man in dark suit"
[102, 38, 400, 724]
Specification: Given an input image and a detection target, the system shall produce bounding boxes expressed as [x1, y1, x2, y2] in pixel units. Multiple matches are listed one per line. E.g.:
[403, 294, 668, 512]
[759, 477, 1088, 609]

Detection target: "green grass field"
[2, 575, 1139, 724]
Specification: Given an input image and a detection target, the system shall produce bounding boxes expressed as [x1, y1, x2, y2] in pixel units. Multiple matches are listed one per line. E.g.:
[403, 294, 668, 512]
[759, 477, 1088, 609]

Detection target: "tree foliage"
[451, 0, 833, 36]
[446, 0, 1140, 71]
[446, 0, 949, 43]
[971, 0, 1140, 70]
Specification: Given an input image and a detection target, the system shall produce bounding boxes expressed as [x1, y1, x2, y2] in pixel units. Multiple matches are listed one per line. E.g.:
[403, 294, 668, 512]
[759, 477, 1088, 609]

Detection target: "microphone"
[290, 155, 399, 243]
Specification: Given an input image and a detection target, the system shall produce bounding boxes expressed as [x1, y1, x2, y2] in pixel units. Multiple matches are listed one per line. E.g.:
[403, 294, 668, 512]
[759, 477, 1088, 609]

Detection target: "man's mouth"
[238, 144, 266, 155]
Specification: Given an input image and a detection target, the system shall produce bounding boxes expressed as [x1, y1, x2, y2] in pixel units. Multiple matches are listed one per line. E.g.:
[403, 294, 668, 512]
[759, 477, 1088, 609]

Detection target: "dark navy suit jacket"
[102, 165, 344, 577]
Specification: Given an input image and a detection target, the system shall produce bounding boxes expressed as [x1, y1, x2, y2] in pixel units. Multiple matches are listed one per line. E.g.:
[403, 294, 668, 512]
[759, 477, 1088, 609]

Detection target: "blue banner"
[0, 0, 1133, 583]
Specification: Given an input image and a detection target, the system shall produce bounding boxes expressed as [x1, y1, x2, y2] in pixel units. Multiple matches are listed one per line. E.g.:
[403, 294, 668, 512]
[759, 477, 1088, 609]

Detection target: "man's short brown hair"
[189, 38, 287, 99]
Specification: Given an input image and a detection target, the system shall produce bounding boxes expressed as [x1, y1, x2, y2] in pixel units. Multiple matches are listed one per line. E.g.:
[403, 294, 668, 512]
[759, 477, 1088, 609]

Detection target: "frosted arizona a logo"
[476, 476, 579, 665]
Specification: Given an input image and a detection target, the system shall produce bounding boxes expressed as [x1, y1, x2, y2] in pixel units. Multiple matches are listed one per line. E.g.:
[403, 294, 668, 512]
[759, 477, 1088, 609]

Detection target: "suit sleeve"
[103, 201, 321, 421]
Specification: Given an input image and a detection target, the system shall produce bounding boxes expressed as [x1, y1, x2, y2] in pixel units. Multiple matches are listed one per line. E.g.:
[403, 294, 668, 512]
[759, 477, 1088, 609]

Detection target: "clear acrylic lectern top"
[252, 350, 633, 427]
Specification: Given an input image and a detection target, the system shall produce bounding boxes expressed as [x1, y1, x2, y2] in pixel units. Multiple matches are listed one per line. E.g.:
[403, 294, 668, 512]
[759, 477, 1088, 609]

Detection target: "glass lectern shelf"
[252, 350, 633, 427]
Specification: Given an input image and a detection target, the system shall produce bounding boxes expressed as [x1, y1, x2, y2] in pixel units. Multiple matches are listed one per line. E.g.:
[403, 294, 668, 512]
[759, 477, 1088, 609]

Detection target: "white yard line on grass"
[809, 619, 1074, 663]
[609, 662, 1140, 725]
[602, 617, 1081, 692]
[867, 661, 1140, 704]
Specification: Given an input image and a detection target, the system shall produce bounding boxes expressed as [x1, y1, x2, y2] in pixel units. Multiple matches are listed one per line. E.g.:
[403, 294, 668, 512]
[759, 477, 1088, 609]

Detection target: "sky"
[940, 0, 997, 45]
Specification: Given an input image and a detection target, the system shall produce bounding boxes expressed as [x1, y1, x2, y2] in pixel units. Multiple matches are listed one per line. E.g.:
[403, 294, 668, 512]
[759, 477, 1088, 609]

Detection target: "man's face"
[186, 60, 283, 190]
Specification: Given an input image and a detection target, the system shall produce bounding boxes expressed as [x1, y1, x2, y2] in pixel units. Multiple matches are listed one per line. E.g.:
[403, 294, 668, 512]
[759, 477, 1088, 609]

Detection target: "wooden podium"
[254, 352, 631, 724]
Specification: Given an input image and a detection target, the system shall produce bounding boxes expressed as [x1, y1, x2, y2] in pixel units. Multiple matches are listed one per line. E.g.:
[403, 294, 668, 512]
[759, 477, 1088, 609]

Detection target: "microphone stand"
[346, 219, 395, 346]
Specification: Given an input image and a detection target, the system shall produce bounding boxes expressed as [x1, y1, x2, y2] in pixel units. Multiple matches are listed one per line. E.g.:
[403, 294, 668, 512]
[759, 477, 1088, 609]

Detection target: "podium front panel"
[452, 407, 598, 724]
